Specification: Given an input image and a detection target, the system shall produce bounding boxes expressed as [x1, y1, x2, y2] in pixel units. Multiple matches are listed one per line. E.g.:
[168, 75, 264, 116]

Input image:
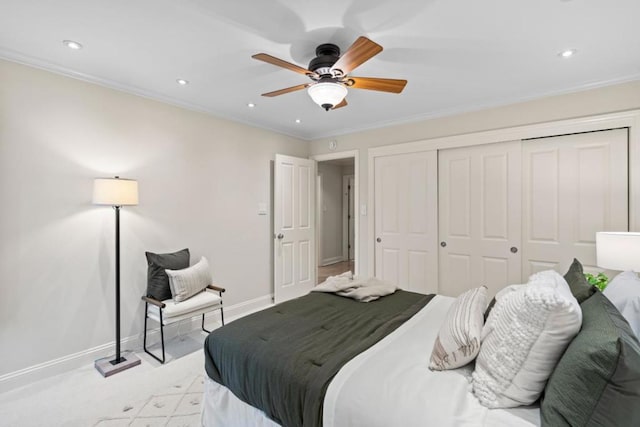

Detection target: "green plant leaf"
[584, 272, 609, 291]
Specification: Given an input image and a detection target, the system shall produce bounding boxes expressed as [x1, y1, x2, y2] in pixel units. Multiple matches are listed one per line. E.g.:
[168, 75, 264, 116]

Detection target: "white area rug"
[94, 374, 204, 427]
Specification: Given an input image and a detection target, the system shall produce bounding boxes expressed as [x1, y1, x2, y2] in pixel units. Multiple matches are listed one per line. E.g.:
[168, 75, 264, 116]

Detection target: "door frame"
[311, 150, 359, 276]
[368, 109, 640, 277]
[342, 175, 355, 261]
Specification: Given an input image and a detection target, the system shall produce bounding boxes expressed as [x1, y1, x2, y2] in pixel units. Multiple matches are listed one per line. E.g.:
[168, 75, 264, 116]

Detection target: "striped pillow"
[165, 256, 212, 303]
[429, 286, 488, 371]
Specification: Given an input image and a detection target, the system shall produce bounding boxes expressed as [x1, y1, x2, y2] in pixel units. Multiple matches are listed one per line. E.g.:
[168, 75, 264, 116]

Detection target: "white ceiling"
[1, 0, 639, 140]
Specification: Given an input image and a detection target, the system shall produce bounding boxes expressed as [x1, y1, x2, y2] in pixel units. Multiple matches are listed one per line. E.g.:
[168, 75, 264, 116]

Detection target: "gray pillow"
[563, 258, 597, 303]
[483, 297, 496, 322]
[541, 291, 640, 426]
[145, 248, 190, 301]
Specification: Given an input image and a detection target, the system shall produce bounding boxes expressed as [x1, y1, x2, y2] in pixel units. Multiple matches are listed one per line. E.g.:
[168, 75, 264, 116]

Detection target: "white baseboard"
[0, 294, 274, 394]
[320, 256, 345, 267]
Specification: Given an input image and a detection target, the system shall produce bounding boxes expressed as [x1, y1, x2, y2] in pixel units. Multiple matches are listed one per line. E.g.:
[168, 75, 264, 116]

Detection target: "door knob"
[440, 241, 447, 247]
[277, 233, 284, 240]
[510, 246, 518, 253]
[376, 237, 382, 243]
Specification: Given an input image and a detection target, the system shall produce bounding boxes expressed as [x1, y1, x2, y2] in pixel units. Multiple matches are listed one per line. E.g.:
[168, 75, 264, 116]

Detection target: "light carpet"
[0, 332, 208, 427]
[94, 373, 204, 427]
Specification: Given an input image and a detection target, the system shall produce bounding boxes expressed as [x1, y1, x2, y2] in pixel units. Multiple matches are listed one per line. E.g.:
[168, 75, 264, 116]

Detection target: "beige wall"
[0, 59, 307, 379]
[309, 80, 640, 276]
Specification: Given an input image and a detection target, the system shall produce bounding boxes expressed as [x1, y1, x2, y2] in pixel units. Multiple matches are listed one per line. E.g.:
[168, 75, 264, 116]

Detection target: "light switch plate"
[258, 202, 268, 215]
[329, 140, 337, 151]
[361, 204, 367, 216]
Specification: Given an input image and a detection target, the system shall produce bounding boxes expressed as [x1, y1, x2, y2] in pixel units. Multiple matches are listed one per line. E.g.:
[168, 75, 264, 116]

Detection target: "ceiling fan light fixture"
[307, 82, 347, 111]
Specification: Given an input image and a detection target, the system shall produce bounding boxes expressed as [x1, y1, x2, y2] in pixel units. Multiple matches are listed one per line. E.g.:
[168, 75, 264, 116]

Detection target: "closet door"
[522, 129, 628, 276]
[438, 141, 522, 297]
[374, 151, 438, 294]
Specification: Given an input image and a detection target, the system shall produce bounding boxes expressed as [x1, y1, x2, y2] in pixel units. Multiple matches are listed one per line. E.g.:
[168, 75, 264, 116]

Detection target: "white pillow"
[165, 256, 212, 303]
[472, 270, 582, 408]
[603, 271, 640, 339]
[429, 286, 488, 370]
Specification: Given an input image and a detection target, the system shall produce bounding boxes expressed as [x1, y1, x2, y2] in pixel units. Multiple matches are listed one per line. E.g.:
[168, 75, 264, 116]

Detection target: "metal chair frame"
[142, 285, 225, 364]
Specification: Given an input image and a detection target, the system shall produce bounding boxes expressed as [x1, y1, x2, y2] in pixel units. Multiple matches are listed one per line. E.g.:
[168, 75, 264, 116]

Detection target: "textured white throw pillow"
[472, 270, 582, 408]
[603, 271, 640, 339]
[429, 286, 488, 370]
[165, 256, 212, 303]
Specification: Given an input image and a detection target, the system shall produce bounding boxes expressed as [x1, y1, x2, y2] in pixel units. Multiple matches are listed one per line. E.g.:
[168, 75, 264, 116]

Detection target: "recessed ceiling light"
[559, 49, 577, 58]
[295, 119, 301, 124]
[62, 40, 83, 50]
[176, 79, 189, 86]
[247, 103, 256, 108]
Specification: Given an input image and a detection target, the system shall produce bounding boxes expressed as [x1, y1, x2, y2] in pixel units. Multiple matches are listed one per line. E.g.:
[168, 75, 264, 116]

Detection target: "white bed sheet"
[323, 295, 540, 427]
[202, 295, 540, 427]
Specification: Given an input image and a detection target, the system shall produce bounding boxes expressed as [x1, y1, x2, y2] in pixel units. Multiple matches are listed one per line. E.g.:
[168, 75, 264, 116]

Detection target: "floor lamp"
[93, 176, 142, 377]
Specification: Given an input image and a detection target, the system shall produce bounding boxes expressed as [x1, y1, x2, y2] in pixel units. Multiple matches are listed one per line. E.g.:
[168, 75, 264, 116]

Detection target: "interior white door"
[374, 151, 438, 294]
[522, 128, 628, 277]
[274, 154, 316, 303]
[438, 141, 522, 297]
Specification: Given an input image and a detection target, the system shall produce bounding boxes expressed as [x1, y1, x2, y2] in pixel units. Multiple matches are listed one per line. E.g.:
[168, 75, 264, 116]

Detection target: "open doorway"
[314, 152, 358, 285]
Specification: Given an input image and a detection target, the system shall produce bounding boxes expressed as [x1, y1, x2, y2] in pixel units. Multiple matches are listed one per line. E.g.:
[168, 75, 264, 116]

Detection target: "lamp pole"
[112, 204, 122, 365]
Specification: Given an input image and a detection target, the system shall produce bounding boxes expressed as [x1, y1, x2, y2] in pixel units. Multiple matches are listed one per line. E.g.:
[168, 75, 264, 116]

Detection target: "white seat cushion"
[147, 289, 222, 325]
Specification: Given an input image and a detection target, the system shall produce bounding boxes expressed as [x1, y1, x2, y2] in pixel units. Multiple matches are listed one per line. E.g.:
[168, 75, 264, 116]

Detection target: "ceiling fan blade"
[252, 53, 312, 76]
[332, 98, 348, 109]
[261, 83, 310, 97]
[348, 77, 407, 93]
[331, 37, 383, 75]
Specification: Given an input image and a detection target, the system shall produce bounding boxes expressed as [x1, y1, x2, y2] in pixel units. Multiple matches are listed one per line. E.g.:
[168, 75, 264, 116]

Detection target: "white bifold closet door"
[374, 151, 438, 294]
[521, 128, 628, 277]
[438, 141, 522, 297]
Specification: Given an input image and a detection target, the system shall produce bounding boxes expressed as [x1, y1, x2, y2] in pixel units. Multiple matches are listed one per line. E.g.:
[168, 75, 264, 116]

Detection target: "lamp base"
[95, 351, 141, 377]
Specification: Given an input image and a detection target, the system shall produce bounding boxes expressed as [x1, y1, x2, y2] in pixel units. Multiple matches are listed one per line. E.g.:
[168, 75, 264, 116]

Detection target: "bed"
[202, 291, 540, 426]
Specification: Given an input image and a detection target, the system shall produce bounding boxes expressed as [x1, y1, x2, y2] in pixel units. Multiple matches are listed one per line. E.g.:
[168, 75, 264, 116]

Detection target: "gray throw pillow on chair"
[145, 248, 190, 301]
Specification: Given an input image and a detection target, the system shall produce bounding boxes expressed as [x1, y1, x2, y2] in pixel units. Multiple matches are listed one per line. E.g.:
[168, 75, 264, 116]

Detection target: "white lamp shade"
[307, 82, 347, 109]
[596, 232, 640, 271]
[93, 177, 139, 206]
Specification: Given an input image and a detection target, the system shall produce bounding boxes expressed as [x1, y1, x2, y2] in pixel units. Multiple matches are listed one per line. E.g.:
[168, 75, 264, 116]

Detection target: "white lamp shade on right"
[596, 232, 640, 271]
[93, 177, 139, 206]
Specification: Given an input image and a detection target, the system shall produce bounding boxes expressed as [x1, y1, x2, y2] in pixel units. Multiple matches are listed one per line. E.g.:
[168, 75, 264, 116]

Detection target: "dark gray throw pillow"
[145, 248, 190, 301]
[563, 258, 597, 303]
[483, 297, 496, 322]
[541, 291, 640, 426]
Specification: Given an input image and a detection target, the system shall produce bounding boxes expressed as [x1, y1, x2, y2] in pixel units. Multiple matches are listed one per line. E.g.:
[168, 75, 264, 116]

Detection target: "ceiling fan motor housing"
[308, 43, 341, 76]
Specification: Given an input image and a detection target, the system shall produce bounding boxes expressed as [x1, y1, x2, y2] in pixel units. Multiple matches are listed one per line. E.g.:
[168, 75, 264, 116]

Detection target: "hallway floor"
[317, 260, 354, 284]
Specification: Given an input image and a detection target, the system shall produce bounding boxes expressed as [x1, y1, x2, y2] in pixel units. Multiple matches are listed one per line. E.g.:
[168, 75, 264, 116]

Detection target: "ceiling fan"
[252, 36, 407, 111]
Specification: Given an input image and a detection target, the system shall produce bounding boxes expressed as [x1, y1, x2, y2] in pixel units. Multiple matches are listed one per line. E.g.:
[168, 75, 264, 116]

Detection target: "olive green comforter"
[204, 290, 433, 427]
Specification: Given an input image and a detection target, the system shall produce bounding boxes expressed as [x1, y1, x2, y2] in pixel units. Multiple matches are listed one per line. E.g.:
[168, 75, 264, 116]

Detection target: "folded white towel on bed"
[312, 272, 398, 302]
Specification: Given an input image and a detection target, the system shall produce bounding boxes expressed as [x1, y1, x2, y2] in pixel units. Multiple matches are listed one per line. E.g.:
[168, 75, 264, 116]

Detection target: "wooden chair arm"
[207, 284, 226, 293]
[141, 295, 166, 308]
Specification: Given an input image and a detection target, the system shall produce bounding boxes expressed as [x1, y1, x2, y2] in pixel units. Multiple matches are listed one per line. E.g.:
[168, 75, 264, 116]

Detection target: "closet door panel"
[374, 151, 438, 294]
[522, 128, 628, 277]
[522, 147, 563, 275]
[439, 141, 521, 297]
